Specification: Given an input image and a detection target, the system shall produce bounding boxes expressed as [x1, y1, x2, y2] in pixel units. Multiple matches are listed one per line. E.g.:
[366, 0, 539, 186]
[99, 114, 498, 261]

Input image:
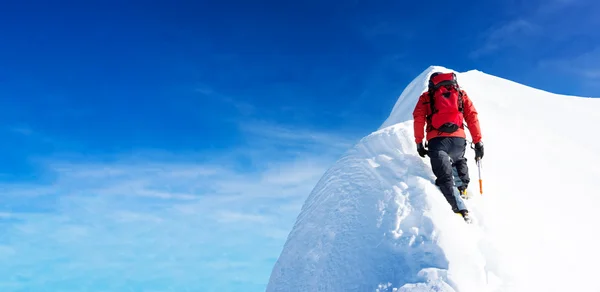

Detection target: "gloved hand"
[416, 142, 428, 158]
[474, 141, 484, 160]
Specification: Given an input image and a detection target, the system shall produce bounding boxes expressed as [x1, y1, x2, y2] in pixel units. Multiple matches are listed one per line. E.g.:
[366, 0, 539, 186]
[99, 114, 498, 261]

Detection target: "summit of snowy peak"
[425, 65, 455, 74]
[379, 65, 457, 130]
[379, 66, 597, 131]
[267, 67, 600, 292]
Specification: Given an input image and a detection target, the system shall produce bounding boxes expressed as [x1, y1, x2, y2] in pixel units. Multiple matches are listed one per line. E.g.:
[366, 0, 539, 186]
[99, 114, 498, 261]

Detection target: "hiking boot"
[457, 209, 472, 224]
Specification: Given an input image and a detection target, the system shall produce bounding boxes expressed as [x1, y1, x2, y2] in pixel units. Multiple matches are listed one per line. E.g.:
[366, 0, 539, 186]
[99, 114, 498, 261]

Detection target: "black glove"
[416, 142, 428, 158]
[474, 141, 484, 160]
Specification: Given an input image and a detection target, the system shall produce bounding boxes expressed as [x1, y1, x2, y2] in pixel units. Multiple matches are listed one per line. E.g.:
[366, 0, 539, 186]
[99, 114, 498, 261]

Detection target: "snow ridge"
[268, 123, 458, 291]
[267, 66, 600, 292]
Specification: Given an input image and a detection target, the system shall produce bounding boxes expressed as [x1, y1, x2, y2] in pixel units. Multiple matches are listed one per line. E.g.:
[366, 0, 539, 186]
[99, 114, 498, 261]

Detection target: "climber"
[412, 71, 484, 223]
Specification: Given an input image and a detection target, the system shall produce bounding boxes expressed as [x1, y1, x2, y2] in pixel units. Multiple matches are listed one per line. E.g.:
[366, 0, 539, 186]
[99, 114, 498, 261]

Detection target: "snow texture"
[267, 66, 600, 292]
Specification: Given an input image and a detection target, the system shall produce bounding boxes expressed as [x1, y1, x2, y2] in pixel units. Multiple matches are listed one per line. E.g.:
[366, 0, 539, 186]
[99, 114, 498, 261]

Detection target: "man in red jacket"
[412, 72, 484, 222]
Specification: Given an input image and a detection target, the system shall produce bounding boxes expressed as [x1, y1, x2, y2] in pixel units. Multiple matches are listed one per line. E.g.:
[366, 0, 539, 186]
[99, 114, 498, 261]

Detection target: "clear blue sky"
[0, 0, 598, 291]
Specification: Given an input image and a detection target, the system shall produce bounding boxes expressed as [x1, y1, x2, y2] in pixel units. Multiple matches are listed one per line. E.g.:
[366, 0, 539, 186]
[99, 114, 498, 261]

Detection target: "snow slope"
[267, 66, 600, 292]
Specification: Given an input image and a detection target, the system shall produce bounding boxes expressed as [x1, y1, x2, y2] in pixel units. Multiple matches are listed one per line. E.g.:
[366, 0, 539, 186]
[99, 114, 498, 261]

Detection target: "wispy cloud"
[540, 47, 600, 74]
[471, 19, 540, 58]
[241, 121, 355, 153]
[195, 84, 215, 96]
[7, 125, 34, 136]
[196, 83, 256, 117]
[538, 46, 600, 96]
[360, 21, 415, 43]
[471, 0, 590, 58]
[536, 0, 583, 16]
[4, 124, 63, 149]
[0, 121, 355, 290]
[539, 47, 600, 78]
[215, 211, 270, 224]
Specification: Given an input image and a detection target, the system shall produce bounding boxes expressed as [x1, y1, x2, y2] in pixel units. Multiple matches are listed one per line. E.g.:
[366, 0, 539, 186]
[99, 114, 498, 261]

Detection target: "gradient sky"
[0, 0, 599, 291]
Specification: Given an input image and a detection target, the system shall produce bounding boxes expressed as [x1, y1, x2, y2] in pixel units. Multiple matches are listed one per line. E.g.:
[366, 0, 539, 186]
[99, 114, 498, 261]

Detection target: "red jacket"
[412, 90, 482, 144]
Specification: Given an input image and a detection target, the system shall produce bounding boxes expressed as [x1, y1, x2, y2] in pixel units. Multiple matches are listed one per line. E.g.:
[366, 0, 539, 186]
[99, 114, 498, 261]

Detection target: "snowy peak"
[379, 65, 455, 129]
[267, 66, 600, 292]
[380, 66, 597, 131]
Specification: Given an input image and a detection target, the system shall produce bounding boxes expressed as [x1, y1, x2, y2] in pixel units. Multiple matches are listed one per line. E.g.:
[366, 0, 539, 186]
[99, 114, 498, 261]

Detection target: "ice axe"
[470, 141, 483, 195]
[476, 158, 483, 195]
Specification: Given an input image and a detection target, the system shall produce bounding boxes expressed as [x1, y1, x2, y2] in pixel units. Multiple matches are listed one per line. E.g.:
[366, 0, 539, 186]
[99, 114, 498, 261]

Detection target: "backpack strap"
[428, 90, 436, 114]
[458, 89, 464, 112]
[425, 91, 436, 132]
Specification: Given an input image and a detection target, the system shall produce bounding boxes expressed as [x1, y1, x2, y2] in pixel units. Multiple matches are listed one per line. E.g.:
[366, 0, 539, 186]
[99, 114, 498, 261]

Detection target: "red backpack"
[427, 72, 464, 133]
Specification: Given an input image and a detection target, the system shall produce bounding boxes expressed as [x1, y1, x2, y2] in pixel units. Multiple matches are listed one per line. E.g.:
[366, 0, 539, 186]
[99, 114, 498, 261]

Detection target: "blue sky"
[0, 0, 598, 291]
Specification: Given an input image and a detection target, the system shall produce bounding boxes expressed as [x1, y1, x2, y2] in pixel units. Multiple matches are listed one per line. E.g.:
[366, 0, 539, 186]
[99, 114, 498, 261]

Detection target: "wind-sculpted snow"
[268, 123, 493, 291]
[268, 66, 600, 292]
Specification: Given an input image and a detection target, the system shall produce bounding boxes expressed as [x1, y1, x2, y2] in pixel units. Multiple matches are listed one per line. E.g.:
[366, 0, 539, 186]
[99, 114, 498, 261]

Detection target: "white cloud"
[112, 210, 165, 223]
[471, 19, 540, 58]
[539, 47, 600, 80]
[215, 211, 269, 224]
[0, 121, 357, 290]
[536, 0, 582, 16]
[361, 21, 415, 43]
[195, 84, 214, 96]
[241, 121, 356, 153]
[8, 125, 34, 136]
[196, 84, 256, 116]
[538, 47, 600, 96]
[471, 0, 592, 58]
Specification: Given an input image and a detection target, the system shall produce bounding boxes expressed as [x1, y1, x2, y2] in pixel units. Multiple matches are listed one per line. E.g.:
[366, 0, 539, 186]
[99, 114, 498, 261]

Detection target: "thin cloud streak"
[539, 47, 600, 80]
[0, 121, 355, 290]
[538, 46, 600, 97]
[240, 121, 357, 151]
[471, 0, 588, 58]
[470, 19, 540, 58]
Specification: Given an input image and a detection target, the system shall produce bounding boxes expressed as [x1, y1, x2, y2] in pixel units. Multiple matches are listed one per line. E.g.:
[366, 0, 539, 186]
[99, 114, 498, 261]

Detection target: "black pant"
[428, 137, 470, 212]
